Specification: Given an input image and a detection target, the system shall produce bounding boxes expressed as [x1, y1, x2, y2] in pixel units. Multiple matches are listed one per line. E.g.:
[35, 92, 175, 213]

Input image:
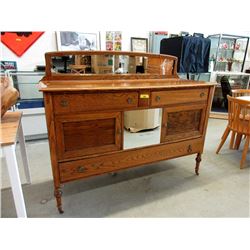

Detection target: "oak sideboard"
[39, 51, 215, 213]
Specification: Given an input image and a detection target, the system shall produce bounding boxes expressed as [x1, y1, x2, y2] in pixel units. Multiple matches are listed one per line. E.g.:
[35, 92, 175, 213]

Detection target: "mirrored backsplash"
[50, 54, 174, 75]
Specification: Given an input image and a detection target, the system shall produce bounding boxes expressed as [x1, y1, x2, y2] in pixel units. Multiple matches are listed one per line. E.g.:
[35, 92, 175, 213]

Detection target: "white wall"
[2, 31, 57, 71]
[1, 31, 151, 70]
[2, 30, 250, 71]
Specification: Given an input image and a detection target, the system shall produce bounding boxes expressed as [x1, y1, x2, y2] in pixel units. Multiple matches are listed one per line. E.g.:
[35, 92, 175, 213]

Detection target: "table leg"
[3, 145, 27, 218]
[18, 122, 31, 184]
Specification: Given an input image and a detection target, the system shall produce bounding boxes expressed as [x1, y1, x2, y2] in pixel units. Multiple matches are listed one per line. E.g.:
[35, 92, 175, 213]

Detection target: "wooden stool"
[69, 64, 87, 74]
[0, 111, 31, 217]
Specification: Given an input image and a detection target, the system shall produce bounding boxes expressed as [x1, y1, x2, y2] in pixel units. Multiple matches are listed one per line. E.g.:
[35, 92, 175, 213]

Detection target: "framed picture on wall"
[56, 31, 100, 51]
[131, 37, 148, 52]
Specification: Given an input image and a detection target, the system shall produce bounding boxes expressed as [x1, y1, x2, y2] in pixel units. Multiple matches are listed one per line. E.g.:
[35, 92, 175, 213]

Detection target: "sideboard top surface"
[39, 78, 215, 92]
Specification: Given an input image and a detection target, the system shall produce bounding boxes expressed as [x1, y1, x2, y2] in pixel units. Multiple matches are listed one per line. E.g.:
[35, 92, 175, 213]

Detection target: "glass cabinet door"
[208, 34, 249, 72]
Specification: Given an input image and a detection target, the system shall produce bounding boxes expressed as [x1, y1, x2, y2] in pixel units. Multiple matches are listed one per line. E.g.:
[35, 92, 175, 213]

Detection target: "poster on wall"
[106, 31, 113, 50]
[131, 37, 148, 52]
[1, 32, 44, 57]
[1, 61, 17, 71]
[0, 60, 18, 90]
[57, 32, 100, 51]
[106, 31, 122, 51]
[114, 31, 122, 51]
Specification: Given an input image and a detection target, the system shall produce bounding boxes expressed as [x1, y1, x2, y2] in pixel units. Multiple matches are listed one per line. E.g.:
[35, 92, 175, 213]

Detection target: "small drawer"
[53, 92, 138, 114]
[151, 88, 209, 107]
[59, 158, 115, 182]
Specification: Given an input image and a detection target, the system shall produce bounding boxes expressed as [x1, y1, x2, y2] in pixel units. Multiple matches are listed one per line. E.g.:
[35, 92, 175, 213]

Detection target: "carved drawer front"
[59, 138, 203, 183]
[55, 112, 122, 160]
[151, 88, 209, 107]
[53, 92, 138, 114]
[161, 103, 207, 143]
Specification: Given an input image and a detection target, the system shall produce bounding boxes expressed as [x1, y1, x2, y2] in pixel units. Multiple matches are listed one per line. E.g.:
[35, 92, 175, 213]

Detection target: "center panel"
[167, 109, 202, 135]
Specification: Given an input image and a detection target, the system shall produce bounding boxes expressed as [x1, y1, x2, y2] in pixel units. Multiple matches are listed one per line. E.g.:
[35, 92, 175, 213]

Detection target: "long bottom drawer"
[59, 138, 204, 183]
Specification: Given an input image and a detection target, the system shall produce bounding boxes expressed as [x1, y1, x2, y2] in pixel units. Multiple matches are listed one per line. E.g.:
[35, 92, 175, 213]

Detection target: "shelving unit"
[208, 34, 249, 72]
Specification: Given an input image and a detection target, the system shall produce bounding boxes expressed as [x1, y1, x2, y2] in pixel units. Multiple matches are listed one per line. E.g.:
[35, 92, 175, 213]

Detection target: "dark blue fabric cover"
[160, 36, 211, 73]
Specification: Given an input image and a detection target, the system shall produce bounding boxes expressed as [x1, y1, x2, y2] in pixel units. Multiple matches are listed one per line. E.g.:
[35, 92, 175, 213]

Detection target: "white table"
[0, 111, 31, 218]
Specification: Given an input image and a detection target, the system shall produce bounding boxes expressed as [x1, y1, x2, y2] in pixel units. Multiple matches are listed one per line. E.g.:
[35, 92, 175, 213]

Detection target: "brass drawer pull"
[60, 99, 68, 107]
[77, 166, 86, 173]
[187, 145, 192, 154]
[155, 96, 161, 102]
[140, 94, 149, 99]
[200, 92, 205, 98]
[127, 97, 133, 104]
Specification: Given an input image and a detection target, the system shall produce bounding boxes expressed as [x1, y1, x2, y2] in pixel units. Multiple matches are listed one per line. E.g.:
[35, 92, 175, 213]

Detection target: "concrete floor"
[1, 118, 249, 217]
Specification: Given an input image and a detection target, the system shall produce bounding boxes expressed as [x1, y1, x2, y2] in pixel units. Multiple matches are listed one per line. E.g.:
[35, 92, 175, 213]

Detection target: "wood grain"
[39, 78, 215, 92]
[41, 51, 216, 213]
[59, 138, 204, 183]
[151, 88, 209, 107]
[0, 111, 22, 146]
[53, 92, 138, 114]
[55, 112, 122, 160]
[161, 103, 206, 143]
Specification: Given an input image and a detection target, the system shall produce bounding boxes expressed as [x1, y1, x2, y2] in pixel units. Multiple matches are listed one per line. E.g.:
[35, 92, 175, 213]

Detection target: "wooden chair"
[216, 95, 250, 168]
[232, 89, 250, 148]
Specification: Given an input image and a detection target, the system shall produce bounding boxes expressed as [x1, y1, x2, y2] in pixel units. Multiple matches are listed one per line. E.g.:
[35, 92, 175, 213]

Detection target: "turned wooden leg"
[195, 153, 202, 176]
[234, 133, 243, 150]
[230, 131, 236, 149]
[54, 187, 64, 214]
[240, 136, 249, 169]
[216, 127, 230, 154]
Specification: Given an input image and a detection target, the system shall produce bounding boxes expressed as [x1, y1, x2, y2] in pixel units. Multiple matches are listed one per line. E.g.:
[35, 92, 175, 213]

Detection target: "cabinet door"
[161, 103, 207, 143]
[55, 112, 122, 160]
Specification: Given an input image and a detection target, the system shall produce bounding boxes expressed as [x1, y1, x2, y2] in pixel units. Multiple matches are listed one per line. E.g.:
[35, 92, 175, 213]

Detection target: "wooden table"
[69, 64, 87, 74]
[236, 96, 250, 102]
[0, 111, 31, 217]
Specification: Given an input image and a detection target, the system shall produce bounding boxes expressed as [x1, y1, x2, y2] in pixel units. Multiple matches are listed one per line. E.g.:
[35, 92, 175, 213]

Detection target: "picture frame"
[1, 60, 17, 71]
[56, 31, 100, 51]
[131, 37, 148, 52]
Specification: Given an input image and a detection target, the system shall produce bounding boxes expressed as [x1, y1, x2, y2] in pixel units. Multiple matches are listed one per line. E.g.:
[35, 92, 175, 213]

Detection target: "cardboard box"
[124, 109, 160, 132]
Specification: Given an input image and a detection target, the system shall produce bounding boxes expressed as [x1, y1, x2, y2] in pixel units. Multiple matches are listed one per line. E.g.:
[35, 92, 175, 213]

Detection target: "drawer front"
[59, 138, 203, 182]
[151, 88, 209, 107]
[53, 92, 138, 114]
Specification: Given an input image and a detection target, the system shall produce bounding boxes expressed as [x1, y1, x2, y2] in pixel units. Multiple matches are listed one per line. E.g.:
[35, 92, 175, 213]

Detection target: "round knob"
[60, 99, 68, 107]
[187, 145, 192, 153]
[155, 96, 161, 102]
[127, 97, 133, 104]
[200, 92, 205, 98]
[77, 166, 86, 173]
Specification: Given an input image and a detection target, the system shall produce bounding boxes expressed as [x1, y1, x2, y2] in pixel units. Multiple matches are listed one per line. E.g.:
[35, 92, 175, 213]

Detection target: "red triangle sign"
[1, 32, 44, 57]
